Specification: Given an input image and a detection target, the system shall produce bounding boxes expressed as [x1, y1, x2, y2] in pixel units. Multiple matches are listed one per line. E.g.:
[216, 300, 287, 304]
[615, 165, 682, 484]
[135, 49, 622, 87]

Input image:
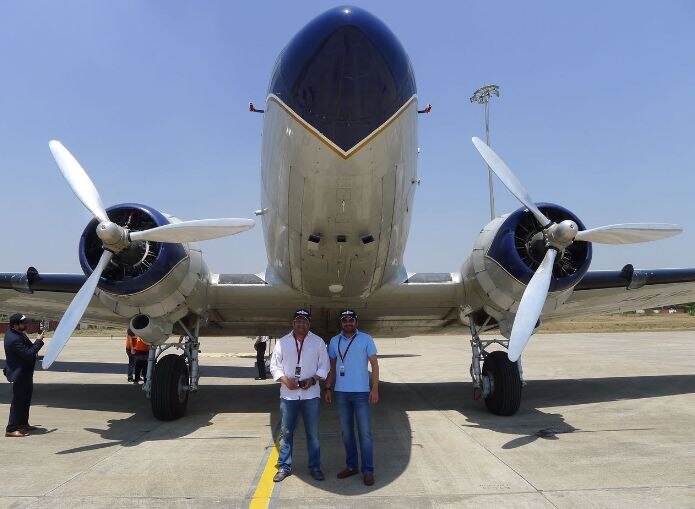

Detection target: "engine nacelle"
[129, 314, 173, 344]
[461, 203, 592, 337]
[79, 203, 209, 342]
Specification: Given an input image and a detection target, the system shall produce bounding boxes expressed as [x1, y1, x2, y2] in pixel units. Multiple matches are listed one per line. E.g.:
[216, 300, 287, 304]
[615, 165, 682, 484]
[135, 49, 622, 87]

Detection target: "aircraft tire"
[482, 350, 522, 416]
[151, 354, 189, 421]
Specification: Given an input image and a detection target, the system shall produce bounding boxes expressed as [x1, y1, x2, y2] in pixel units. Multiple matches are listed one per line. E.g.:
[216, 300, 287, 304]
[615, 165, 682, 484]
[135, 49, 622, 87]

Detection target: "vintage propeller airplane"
[2, 6, 694, 420]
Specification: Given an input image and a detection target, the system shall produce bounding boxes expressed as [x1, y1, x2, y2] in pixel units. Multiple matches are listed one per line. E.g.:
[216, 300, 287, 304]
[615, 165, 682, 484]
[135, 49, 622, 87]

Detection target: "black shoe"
[255, 376, 267, 380]
[133, 379, 141, 384]
[127, 377, 133, 382]
[310, 469, 325, 481]
[273, 469, 291, 482]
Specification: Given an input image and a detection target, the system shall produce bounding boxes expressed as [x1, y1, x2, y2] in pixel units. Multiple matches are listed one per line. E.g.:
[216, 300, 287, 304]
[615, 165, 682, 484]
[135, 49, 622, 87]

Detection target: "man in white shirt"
[269, 309, 329, 482]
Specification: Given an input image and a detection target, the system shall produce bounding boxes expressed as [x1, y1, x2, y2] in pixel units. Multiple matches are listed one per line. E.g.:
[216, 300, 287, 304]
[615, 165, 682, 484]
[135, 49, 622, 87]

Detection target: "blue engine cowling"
[486, 202, 592, 292]
[79, 203, 188, 295]
[461, 203, 592, 334]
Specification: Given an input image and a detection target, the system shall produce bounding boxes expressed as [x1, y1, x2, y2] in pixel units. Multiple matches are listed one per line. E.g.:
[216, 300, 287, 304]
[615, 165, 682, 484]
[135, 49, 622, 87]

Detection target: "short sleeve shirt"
[328, 331, 377, 393]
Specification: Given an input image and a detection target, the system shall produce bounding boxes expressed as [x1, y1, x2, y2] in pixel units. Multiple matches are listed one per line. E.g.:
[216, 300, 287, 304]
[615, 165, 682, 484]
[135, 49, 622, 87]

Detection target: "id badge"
[294, 366, 302, 379]
[339, 365, 345, 377]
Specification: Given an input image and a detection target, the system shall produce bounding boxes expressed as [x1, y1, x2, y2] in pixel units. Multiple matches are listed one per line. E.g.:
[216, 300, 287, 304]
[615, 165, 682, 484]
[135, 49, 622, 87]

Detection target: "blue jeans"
[278, 397, 321, 472]
[335, 391, 373, 473]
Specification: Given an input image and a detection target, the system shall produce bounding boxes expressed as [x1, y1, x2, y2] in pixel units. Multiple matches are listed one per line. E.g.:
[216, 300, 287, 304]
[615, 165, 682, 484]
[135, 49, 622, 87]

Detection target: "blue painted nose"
[268, 6, 417, 152]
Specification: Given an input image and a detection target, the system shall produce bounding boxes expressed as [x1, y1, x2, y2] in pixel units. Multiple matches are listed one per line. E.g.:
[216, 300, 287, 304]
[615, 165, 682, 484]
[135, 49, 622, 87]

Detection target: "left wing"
[0, 271, 123, 325]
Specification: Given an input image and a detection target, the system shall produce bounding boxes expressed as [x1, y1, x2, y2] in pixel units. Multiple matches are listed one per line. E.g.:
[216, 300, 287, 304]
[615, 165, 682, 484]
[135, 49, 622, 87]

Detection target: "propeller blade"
[575, 223, 682, 244]
[129, 218, 255, 243]
[42, 250, 113, 369]
[508, 248, 557, 362]
[471, 137, 551, 226]
[49, 140, 109, 223]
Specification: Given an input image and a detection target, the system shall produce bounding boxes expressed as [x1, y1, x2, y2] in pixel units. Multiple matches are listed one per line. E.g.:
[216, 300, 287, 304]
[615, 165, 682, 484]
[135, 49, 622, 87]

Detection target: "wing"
[545, 267, 695, 319]
[0, 271, 124, 325]
[6, 266, 692, 336]
[207, 272, 463, 338]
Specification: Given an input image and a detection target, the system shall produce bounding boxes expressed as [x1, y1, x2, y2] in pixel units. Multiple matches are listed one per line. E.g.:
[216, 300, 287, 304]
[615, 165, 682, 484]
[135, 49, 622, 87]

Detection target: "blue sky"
[1, 1, 693, 275]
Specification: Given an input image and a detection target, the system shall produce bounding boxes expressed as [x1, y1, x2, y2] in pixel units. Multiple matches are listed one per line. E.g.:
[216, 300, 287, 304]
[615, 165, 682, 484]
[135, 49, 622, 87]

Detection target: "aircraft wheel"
[152, 354, 189, 421]
[482, 351, 522, 416]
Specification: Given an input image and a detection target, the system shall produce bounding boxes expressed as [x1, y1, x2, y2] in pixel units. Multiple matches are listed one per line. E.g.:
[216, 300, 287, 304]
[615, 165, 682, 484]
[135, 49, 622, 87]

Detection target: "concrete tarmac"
[1, 332, 694, 508]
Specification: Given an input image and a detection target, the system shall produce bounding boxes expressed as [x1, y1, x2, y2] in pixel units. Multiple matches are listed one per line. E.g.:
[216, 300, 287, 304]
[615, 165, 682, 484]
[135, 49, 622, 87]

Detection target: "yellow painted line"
[248, 439, 280, 509]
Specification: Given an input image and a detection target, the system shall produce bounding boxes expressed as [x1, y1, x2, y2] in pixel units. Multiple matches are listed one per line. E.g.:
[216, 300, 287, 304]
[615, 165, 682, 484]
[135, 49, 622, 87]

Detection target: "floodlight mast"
[470, 84, 500, 220]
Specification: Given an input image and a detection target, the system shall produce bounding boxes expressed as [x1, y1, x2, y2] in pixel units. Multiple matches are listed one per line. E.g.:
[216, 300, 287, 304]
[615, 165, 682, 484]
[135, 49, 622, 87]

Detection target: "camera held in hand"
[298, 378, 315, 389]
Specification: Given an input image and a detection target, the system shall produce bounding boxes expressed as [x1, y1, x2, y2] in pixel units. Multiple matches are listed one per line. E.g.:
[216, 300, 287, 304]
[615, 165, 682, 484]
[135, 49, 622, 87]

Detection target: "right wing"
[545, 267, 695, 319]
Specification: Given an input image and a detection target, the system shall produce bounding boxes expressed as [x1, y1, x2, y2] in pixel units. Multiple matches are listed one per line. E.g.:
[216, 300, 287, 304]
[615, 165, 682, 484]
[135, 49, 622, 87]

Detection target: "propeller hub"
[546, 220, 578, 250]
[96, 221, 130, 252]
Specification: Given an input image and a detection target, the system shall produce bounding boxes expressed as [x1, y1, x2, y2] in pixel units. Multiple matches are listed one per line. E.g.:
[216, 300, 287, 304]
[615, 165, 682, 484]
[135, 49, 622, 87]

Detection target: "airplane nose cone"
[268, 6, 417, 152]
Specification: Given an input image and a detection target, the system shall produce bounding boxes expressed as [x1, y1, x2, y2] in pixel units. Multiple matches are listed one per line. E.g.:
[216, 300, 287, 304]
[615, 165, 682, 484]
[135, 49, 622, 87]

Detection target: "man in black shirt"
[3, 313, 44, 437]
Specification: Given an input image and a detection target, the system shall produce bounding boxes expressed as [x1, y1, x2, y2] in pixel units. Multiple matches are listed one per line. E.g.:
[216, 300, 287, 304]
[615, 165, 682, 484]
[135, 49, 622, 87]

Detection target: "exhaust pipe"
[129, 314, 172, 345]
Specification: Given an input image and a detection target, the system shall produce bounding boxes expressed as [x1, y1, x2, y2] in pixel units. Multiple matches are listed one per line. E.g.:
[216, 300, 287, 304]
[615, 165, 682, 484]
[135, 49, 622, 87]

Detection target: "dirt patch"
[542, 314, 695, 333]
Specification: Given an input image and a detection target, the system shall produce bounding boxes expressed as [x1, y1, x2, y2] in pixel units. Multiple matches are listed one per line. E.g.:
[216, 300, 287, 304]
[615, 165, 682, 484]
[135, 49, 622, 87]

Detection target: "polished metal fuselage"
[260, 94, 419, 301]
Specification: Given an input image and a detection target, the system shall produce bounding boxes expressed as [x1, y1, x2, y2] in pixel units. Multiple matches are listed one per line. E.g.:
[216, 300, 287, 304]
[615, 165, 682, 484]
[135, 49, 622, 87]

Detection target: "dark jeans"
[126, 350, 135, 379]
[335, 391, 374, 473]
[6, 376, 33, 432]
[134, 352, 148, 381]
[256, 342, 266, 378]
[278, 397, 321, 472]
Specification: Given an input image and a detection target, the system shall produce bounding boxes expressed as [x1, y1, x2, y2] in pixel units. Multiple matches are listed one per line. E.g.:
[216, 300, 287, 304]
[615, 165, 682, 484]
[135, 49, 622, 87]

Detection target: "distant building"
[0, 314, 59, 333]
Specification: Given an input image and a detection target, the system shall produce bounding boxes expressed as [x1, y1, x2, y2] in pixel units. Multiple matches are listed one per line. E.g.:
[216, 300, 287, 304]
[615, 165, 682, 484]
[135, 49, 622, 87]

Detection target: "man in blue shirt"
[324, 309, 379, 486]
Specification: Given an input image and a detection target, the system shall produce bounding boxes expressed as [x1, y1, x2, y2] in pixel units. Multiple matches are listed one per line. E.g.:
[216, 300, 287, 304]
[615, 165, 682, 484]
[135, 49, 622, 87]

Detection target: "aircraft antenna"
[470, 84, 501, 220]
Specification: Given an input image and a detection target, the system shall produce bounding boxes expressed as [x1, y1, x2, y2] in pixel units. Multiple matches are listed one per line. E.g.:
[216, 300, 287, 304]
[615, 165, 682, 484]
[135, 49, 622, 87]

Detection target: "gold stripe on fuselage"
[266, 94, 417, 160]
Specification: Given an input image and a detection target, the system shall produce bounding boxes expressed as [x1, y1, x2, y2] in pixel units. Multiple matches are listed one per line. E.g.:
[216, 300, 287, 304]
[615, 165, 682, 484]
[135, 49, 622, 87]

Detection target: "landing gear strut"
[143, 318, 201, 421]
[469, 322, 523, 416]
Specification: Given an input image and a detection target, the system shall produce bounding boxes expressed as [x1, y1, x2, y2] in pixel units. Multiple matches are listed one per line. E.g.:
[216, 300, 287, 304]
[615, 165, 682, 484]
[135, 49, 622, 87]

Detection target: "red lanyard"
[338, 333, 357, 363]
[294, 336, 305, 364]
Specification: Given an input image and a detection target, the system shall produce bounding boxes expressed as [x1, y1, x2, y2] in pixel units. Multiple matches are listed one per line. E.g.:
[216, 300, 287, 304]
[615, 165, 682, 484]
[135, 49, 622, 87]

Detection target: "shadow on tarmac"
[45, 360, 258, 378]
[1, 369, 694, 493]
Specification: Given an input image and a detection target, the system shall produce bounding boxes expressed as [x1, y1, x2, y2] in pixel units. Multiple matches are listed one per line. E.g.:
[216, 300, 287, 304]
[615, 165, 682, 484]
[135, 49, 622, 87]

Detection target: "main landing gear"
[143, 318, 201, 421]
[469, 323, 523, 416]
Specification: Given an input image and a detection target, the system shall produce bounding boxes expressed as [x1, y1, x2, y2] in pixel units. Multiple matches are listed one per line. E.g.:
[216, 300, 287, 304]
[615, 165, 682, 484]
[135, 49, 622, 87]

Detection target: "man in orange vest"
[131, 336, 150, 384]
[125, 329, 137, 382]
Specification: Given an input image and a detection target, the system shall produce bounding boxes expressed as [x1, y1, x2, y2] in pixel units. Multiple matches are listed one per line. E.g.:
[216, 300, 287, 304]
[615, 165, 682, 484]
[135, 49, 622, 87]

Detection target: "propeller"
[471, 137, 682, 362]
[42, 140, 255, 369]
[129, 218, 255, 243]
[42, 250, 112, 368]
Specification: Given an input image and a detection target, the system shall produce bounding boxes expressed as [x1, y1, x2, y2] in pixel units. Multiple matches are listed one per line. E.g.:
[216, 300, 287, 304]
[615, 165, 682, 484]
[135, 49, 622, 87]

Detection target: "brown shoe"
[363, 472, 375, 486]
[5, 430, 28, 438]
[336, 467, 359, 479]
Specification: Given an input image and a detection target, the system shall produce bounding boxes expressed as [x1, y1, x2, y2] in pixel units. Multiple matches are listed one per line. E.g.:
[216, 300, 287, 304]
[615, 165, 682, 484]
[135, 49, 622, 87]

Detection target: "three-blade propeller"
[471, 137, 682, 362]
[42, 141, 255, 369]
